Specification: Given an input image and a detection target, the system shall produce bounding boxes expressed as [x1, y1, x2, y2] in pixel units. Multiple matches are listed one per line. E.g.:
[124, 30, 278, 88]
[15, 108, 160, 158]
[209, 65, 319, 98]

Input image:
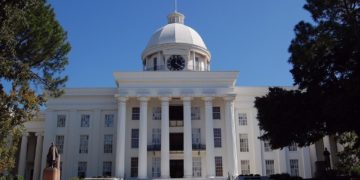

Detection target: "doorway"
[170, 133, 183, 151]
[170, 160, 184, 178]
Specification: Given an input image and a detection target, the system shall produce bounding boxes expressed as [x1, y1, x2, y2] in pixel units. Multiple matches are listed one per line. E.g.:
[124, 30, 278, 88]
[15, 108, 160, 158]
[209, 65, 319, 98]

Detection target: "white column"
[115, 96, 128, 178]
[33, 132, 43, 180]
[18, 132, 29, 177]
[277, 149, 287, 173]
[183, 97, 193, 178]
[302, 147, 312, 178]
[160, 97, 170, 178]
[309, 144, 317, 176]
[224, 96, 239, 177]
[203, 97, 215, 178]
[323, 135, 333, 168]
[138, 97, 149, 179]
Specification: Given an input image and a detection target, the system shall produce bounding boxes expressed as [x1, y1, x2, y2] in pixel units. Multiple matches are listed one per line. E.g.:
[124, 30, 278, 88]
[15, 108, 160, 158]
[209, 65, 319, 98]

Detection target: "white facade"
[16, 11, 339, 180]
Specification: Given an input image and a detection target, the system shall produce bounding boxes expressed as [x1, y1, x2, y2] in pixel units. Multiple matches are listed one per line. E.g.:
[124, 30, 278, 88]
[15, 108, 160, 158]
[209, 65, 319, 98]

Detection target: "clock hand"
[175, 61, 181, 67]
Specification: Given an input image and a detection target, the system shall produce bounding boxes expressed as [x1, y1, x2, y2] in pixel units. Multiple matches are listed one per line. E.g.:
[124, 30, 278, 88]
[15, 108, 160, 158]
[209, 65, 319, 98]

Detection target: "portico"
[114, 94, 239, 179]
[112, 65, 240, 179]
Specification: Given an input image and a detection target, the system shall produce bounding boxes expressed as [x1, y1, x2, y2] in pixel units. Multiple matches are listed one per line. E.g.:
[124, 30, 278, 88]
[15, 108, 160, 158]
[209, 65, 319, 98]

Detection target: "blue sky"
[48, 0, 311, 87]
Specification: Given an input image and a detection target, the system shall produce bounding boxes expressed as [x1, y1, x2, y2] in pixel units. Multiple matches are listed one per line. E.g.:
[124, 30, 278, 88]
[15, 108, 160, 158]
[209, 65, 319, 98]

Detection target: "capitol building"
[16, 10, 340, 180]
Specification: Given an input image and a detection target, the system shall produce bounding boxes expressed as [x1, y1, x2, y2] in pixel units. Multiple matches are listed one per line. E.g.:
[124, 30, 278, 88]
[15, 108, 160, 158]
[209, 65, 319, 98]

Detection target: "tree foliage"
[0, 0, 70, 172]
[336, 132, 360, 175]
[255, 0, 360, 149]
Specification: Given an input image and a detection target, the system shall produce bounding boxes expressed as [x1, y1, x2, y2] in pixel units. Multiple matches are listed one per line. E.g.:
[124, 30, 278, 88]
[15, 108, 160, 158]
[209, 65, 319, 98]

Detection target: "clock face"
[167, 55, 185, 71]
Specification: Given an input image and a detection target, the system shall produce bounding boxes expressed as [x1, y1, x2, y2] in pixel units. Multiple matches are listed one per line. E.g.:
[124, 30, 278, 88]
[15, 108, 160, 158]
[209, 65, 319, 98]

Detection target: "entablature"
[117, 87, 236, 97]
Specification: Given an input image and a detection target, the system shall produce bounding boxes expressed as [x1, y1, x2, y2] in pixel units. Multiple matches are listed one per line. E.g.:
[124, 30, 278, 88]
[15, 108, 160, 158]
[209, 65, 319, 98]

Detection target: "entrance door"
[170, 133, 183, 151]
[170, 160, 184, 178]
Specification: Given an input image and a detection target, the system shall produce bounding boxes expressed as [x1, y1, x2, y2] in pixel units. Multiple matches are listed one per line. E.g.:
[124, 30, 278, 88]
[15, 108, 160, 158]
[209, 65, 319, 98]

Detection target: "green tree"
[255, 0, 360, 149]
[336, 132, 360, 175]
[0, 0, 70, 172]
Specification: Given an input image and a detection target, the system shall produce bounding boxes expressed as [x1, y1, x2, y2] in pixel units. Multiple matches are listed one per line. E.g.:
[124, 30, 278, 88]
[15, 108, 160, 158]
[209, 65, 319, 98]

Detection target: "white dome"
[145, 23, 207, 50]
[141, 12, 211, 62]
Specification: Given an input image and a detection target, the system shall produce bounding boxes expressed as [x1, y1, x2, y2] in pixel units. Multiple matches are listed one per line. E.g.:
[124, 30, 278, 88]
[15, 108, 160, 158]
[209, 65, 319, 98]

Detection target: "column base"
[138, 176, 148, 179]
[184, 175, 193, 178]
[161, 175, 170, 179]
[207, 175, 216, 179]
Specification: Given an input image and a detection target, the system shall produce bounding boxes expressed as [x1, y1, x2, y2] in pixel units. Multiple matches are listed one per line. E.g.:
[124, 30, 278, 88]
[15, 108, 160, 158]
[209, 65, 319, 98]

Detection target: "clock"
[167, 55, 185, 71]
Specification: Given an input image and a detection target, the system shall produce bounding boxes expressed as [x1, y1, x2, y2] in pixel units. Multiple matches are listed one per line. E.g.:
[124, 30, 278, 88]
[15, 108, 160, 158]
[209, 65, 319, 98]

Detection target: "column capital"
[182, 97, 193, 102]
[223, 95, 236, 102]
[22, 132, 30, 137]
[115, 95, 128, 102]
[160, 97, 170, 102]
[202, 96, 214, 102]
[138, 96, 150, 102]
[35, 132, 44, 137]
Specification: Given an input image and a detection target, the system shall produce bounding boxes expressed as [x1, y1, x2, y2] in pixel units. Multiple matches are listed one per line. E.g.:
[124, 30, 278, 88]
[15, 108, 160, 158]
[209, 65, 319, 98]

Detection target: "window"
[290, 159, 299, 176]
[193, 157, 202, 177]
[57, 115, 66, 127]
[55, 135, 64, 154]
[215, 156, 223, 176]
[104, 114, 114, 127]
[264, 141, 272, 152]
[192, 128, 201, 145]
[239, 134, 249, 152]
[79, 135, 89, 153]
[80, 114, 90, 127]
[152, 157, 160, 177]
[265, 160, 275, 176]
[131, 129, 139, 148]
[132, 107, 140, 120]
[78, 161, 87, 178]
[153, 58, 157, 71]
[191, 107, 200, 120]
[240, 160, 250, 175]
[288, 143, 298, 151]
[214, 128, 222, 147]
[238, 113, 247, 126]
[131, 157, 138, 177]
[152, 128, 161, 145]
[152, 107, 161, 120]
[104, 135, 113, 153]
[212, 107, 221, 120]
[103, 161, 112, 176]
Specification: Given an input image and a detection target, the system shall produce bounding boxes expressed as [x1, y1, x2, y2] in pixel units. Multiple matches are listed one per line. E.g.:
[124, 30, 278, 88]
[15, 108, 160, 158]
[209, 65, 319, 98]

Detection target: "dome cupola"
[142, 11, 211, 72]
[167, 11, 185, 24]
